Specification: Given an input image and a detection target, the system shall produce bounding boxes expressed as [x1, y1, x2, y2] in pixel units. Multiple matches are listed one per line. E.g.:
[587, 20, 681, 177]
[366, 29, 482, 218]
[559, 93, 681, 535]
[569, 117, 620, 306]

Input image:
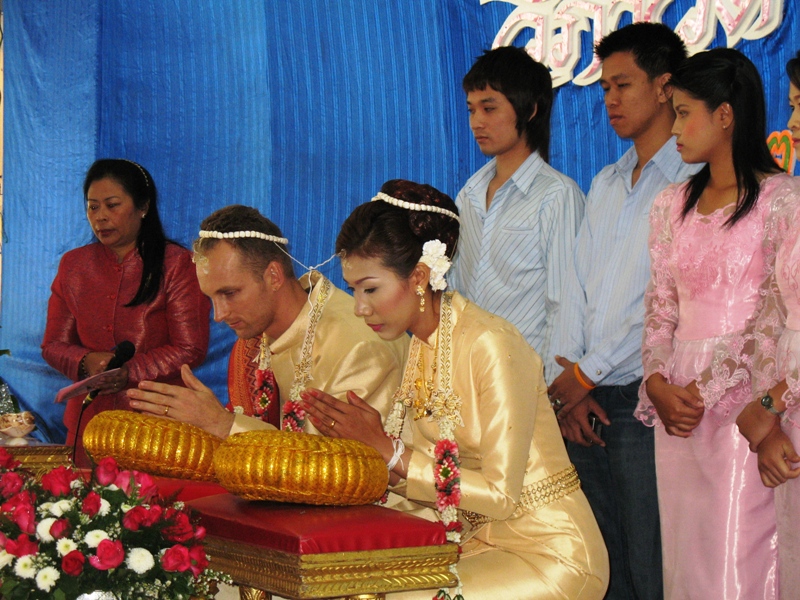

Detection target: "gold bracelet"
[574, 363, 595, 390]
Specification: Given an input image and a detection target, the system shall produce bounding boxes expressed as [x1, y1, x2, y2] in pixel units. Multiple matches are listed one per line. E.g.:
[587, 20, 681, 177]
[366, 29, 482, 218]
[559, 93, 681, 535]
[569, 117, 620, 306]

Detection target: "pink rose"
[0, 448, 20, 469]
[89, 539, 124, 570]
[163, 512, 194, 542]
[0, 471, 23, 498]
[122, 506, 148, 531]
[5, 533, 38, 557]
[161, 544, 192, 572]
[188, 545, 209, 577]
[50, 518, 70, 540]
[41, 465, 78, 497]
[133, 472, 158, 501]
[82, 490, 102, 517]
[94, 457, 119, 486]
[113, 471, 134, 495]
[62, 549, 85, 576]
[193, 525, 206, 541]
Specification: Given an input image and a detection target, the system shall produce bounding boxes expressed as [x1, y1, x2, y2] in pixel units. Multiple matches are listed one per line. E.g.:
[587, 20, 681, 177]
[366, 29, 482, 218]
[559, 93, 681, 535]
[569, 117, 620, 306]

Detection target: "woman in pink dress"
[737, 51, 800, 600]
[635, 48, 797, 598]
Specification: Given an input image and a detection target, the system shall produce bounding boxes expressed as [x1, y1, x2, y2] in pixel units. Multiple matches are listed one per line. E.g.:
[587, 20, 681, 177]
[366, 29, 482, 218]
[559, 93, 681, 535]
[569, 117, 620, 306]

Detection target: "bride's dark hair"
[336, 179, 459, 278]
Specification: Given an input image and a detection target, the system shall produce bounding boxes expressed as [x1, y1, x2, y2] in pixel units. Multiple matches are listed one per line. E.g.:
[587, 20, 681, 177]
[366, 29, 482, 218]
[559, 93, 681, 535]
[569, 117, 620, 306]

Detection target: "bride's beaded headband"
[198, 230, 289, 245]
[371, 192, 459, 222]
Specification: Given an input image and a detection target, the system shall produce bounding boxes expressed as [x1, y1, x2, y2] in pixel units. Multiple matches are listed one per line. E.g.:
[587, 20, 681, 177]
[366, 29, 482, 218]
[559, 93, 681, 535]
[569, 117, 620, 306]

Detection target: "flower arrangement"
[0, 449, 230, 599]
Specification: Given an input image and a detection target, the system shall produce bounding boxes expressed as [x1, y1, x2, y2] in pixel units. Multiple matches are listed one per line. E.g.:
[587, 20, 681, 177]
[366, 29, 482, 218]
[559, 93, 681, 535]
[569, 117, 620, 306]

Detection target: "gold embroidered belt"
[460, 464, 581, 527]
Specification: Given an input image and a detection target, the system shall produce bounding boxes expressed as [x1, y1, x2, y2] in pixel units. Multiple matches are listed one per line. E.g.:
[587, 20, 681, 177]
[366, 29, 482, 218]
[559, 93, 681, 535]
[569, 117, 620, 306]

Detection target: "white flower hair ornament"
[419, 240, 451, 291]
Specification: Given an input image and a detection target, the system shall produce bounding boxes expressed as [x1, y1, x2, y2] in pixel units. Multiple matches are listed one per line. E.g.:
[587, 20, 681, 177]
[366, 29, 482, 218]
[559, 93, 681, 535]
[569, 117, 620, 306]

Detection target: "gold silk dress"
[228, 271, 408, 434]
[389, 293, 609, 599]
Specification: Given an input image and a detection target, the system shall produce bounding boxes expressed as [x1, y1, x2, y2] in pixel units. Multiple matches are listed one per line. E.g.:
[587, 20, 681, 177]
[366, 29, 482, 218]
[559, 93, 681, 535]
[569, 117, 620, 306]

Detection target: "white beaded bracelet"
[386, 437, 405, 471]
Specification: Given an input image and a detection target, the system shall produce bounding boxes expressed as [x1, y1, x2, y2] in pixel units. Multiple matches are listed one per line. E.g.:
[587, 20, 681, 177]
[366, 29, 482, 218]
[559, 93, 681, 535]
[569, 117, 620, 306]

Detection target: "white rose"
[98, 498, 111, 517]
[36, 517, 57, 543]
[126, 547, 155, 574]
[35, 566, 60, 592]
[49, 499, 73, 517]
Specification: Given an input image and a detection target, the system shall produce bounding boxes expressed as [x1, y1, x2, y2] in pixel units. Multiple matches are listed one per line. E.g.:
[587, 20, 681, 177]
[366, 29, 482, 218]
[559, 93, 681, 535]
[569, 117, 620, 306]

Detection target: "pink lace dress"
[635, 174, 799, 599]
[751, 180, 800, 600]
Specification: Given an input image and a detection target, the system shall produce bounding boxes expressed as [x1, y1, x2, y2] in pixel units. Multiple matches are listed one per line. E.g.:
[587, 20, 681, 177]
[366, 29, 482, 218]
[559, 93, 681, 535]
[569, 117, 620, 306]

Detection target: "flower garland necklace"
[385, 290, 464, 600]
[250, 274, 332, 432]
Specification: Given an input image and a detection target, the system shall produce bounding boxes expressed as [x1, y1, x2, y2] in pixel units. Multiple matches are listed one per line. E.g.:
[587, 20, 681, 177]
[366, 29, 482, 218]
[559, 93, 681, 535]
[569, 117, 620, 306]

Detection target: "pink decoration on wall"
[484, 0, 785, 87]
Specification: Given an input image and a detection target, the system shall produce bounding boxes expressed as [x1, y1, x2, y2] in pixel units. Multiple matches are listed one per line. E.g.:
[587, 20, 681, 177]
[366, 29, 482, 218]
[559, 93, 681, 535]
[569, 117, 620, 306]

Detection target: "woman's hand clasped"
[300, 388, 394, 462]
[645, 373, 704, 437]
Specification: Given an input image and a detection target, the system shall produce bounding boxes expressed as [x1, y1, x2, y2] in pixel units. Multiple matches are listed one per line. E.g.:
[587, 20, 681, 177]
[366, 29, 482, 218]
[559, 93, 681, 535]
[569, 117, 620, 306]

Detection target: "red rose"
[82, 490, 102, 517]
[161, 544, 192, 572]
[41, 465, 78, 497]
[163, 512, 194, 542]
[0, 472, 23, 498]
[143, 505, 163, 527]
[1, 489, 33, 513]
[11, 499, 36, 534]
[89, 539, 124, 570]
[50, 518, 70, 540]
[122, 506, 148, 531]
[188, 545, 209, 577]
[5, 533, 38, 557]
[62, 549, 86, 576]
[94, 457, 119, 486]
[0, 448, 20, 469]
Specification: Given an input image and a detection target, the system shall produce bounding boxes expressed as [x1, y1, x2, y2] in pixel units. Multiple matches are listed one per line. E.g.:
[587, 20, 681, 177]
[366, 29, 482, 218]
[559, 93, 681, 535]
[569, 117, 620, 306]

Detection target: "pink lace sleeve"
[696, 176, 800, 414]
[751, 186, 800, 416]
[636, 185, 682, 425]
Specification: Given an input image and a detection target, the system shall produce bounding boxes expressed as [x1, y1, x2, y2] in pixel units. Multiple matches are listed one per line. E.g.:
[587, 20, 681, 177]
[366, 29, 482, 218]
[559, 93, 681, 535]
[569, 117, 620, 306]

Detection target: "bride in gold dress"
[301, 179, 609, 599]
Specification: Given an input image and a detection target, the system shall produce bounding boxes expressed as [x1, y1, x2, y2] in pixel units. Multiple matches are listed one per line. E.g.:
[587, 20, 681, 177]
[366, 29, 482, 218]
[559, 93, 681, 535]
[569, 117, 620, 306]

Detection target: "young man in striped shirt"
[448, 46, 585, 372]
[548, 23, 696, 599]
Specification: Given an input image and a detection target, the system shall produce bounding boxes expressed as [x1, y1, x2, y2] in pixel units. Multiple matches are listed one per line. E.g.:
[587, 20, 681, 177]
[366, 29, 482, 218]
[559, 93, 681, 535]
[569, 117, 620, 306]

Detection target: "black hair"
[463, 46, 553, 161]
[787, 51, 800, 91]
[84, 159, 167, 306]
[193, 205, 294, 280]
[595, 22, 687, 79]
[336, 180, 459, 281]
[670, 48, 780, 227]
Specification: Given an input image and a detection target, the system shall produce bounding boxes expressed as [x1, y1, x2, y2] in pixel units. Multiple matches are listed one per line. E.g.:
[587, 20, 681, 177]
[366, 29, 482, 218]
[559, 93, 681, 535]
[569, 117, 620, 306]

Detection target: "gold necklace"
[412, 329, 438, 420]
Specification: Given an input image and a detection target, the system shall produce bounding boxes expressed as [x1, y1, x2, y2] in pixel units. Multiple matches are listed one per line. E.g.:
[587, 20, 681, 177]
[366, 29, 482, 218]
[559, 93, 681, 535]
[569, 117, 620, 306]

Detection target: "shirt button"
[596, 370, 602, 376]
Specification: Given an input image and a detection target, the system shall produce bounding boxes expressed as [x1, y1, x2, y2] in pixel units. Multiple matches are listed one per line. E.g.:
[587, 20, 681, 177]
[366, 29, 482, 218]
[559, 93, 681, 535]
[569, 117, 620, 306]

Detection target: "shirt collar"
[613, 136, 686, 185]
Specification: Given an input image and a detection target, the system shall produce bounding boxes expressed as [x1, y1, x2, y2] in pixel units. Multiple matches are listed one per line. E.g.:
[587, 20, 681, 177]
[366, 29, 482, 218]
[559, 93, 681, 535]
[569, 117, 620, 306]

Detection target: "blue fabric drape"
[1, 0, 797, 441]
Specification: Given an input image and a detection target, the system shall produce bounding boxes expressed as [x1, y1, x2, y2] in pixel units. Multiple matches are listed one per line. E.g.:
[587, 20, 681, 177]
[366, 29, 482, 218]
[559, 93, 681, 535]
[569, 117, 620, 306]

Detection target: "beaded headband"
[371, 192, 459, 222]
[198, 230, 289, 244]
[123, 160, 150, 189]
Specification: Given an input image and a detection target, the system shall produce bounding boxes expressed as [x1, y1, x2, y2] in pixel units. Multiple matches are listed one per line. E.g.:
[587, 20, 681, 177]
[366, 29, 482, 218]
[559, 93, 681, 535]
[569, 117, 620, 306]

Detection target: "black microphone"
[83, 341, 136, 405]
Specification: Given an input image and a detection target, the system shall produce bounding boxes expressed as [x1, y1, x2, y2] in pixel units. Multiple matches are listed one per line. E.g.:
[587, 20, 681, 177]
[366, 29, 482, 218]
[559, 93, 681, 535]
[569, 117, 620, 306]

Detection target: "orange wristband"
[574, 363, 595, 391]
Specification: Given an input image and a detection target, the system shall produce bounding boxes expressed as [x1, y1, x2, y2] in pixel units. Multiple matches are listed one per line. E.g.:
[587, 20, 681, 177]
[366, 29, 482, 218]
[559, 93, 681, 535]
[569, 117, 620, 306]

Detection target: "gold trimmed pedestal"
[189, 495, 458, 600]
[0, 441, 71, 476]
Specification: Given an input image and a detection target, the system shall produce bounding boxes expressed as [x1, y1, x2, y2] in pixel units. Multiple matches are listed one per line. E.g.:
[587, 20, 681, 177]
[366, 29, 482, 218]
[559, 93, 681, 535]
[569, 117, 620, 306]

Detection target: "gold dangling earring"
[416, 285, 425, 312]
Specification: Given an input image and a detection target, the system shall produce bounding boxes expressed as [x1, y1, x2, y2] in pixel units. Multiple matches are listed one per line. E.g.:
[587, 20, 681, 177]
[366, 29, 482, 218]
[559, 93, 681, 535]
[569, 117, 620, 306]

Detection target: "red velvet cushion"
[188, 494, 448, 554]
[154, 477, 227, 502]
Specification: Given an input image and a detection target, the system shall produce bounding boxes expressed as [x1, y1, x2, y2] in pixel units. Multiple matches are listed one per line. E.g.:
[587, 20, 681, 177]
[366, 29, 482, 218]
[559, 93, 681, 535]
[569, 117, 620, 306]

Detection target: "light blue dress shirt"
[548, 138, 699, 386]
[449, 151, 585, 368]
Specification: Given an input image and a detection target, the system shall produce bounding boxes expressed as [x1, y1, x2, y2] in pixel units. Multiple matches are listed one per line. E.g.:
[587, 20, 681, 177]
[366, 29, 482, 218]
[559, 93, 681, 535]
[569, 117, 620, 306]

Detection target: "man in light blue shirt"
[449, 47, 584, 367]
[548, 23, 698, 600]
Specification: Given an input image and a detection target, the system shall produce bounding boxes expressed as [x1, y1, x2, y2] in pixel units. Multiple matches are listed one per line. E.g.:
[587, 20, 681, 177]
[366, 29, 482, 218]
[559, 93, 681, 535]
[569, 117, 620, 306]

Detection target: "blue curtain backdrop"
[1, 0, 798, 441]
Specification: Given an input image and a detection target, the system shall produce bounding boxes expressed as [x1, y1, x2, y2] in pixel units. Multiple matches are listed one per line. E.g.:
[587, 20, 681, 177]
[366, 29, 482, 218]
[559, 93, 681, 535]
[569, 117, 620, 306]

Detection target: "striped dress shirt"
[547, 138, 699, 386]
[449, 151, 585, 369]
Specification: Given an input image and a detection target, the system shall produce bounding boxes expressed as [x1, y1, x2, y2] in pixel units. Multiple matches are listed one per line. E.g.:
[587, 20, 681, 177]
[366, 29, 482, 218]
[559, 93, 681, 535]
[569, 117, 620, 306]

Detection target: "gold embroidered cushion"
[213, 430, 389, 505]
[83, 410, 222, 481]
